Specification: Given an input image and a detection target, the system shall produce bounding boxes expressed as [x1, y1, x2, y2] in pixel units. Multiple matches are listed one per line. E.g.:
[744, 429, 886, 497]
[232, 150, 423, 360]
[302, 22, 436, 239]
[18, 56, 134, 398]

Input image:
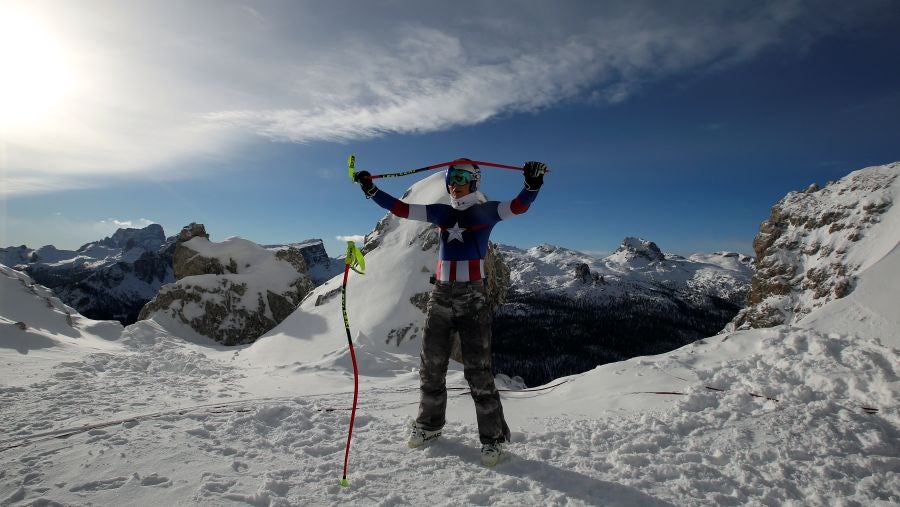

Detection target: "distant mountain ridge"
[498, 239, 753, 305]
[1, 224, 168, 268]
[492, 238, 755, 384]
[1, 225, 340, 326]
[1, 226, 176, 324]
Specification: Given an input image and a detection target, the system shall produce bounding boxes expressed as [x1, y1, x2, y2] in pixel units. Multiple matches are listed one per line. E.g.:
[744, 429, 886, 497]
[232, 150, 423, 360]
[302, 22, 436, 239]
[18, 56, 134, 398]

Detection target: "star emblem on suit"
[446, 222, 465, 243]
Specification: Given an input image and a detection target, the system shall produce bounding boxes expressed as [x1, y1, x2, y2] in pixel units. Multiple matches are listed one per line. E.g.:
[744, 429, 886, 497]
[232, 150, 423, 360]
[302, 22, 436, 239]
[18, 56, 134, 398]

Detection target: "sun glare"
[0, 6, 77, 130]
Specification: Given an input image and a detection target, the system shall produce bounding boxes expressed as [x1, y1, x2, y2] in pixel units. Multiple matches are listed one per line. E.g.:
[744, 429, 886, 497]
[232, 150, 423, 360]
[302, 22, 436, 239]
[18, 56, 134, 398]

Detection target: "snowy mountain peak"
[607, 236, 665, 264]
[90, 224, 166, 252]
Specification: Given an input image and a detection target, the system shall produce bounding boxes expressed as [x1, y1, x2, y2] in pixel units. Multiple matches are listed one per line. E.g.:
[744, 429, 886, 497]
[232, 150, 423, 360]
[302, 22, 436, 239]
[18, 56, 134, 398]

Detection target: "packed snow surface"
[1, 165, 899, 506]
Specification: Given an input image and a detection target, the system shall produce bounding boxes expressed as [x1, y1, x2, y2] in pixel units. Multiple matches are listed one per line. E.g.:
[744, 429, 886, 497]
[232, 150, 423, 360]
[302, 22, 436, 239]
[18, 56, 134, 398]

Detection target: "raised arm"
[496, 161, 547, 220]
[355, 170, 447, 223]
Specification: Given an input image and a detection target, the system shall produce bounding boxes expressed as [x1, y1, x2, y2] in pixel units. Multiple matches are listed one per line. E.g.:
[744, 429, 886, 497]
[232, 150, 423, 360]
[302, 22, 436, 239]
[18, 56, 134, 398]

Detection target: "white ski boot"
[407, 422, 441, 448]
[480, 442, 504, 466]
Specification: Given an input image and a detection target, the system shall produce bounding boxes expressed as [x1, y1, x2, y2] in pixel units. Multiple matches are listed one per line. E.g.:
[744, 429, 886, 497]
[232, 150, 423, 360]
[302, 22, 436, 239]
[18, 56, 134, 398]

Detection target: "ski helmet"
[445, 159, 481, 193]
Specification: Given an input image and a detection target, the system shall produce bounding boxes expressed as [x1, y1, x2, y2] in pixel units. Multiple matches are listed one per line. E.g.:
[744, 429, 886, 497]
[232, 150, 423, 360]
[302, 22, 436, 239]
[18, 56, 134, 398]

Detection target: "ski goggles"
[446, 169, 474, 186]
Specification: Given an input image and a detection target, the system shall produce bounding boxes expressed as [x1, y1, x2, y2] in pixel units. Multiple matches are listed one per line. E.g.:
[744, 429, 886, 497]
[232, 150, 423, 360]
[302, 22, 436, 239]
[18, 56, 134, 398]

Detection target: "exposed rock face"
[100, 224, 168, 251]
[139, 228, 315, 346]
[55, 245, 176, 324]
[178, 222, 210, 242]
[729, 163, 897, 330]
[264, 240, 343, 285]
[173, 223, 224, 279]
[484, 242, 511, 313]
[574, 263, 593, 283]
[0, 245, 33, 267]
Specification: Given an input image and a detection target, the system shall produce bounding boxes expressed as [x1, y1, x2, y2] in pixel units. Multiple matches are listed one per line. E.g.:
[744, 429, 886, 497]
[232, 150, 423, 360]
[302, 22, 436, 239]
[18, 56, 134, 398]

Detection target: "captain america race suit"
[355, 160, 545, 449]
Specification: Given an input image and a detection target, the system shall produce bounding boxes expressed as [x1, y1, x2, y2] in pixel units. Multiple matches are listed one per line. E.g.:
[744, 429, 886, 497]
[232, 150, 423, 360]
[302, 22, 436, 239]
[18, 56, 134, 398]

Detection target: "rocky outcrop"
[729, 164, 897, 330]
[609, 237, 665, 263]
[574, 263, 594, 283]
[265, 240, 342, 285]
[139, 226, 315, 346]
[139, 277, 312, 346]
[178, 223, 210, 242]
[484, 242, 511, 313]
[173, 223, 225, 279]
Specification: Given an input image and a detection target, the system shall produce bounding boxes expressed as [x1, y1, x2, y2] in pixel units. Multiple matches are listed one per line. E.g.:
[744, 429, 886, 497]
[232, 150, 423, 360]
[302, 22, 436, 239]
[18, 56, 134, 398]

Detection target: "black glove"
[523, 161, 547, 191]
[354, 170, 378, 198]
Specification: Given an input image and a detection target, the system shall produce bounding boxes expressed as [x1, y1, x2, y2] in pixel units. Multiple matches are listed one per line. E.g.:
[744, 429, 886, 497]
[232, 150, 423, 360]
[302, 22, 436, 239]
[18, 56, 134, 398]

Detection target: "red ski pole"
[339, 241, 365, 487]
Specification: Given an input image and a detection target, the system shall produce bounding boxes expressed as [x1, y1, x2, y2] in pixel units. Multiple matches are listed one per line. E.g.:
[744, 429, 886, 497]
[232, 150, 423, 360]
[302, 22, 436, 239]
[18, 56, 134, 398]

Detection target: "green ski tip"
[339, 478, 350, 487]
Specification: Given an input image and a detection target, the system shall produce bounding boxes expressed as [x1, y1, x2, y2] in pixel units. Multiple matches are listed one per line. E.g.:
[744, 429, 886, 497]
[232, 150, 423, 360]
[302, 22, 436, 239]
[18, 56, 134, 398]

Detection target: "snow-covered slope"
[0, 264, 127, 408]
[240, 172, 451, 369]
[0, 265, 124, 354]
[1, 164, 898, 506]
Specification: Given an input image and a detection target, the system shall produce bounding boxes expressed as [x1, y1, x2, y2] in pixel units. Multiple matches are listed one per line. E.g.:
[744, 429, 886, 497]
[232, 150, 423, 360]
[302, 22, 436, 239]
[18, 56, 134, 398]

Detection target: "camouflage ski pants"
[416, 280, 511, 445]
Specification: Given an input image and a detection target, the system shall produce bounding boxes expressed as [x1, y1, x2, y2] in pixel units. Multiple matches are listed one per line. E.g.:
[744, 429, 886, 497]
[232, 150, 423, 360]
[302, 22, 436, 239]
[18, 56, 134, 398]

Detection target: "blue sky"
[1, 1, 899, 259]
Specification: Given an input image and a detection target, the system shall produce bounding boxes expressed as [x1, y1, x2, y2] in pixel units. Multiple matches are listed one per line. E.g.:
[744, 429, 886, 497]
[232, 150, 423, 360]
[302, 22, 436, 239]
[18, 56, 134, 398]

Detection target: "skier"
[354, 158, 547, 466]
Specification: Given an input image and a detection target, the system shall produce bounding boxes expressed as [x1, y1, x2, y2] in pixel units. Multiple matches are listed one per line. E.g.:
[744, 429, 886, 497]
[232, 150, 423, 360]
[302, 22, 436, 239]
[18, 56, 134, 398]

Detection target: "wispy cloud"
[0, 0, 886, 195]
[336, 235, 366, 243]
[99, 218, 155, 229]
[0, 175, 92, 196]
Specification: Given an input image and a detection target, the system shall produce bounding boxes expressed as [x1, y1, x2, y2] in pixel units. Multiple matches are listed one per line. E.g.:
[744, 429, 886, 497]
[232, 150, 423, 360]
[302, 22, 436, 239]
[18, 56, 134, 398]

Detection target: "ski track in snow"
[0, 337, 245, 444]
